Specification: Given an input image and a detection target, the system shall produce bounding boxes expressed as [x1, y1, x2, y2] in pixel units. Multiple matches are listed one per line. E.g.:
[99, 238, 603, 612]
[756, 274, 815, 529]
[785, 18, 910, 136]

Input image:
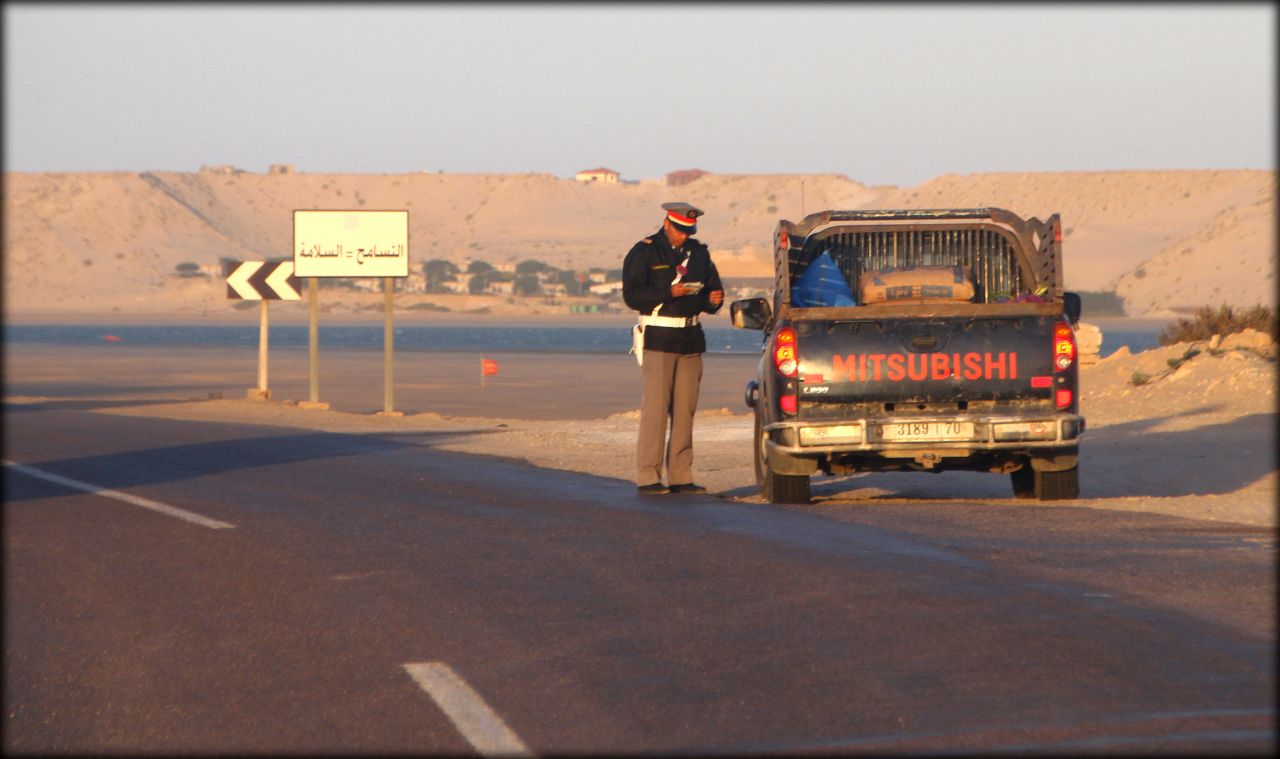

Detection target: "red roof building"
[666, 168, 709, 187]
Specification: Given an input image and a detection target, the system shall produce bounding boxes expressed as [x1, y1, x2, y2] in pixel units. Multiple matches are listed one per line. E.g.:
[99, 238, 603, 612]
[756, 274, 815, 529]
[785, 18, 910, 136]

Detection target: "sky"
[3, 3, 1275, 187]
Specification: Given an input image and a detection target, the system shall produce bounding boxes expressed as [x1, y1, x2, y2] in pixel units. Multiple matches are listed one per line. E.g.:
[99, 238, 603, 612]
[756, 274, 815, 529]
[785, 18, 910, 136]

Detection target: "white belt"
[638, 314, 699, 328]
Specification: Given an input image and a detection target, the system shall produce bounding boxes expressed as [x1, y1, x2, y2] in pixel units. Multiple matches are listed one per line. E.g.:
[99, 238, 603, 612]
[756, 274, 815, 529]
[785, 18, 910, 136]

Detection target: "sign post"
[293, 210, 409, 413]
[224, 259, 301, 399]
[307, 277, 322, 408]
[379, 276, 402, 417]
[258, 300, 269, 395]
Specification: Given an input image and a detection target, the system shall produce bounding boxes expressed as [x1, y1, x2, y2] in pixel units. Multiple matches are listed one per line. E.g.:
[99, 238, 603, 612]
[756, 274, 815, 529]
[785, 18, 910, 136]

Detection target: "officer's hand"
[709, 289, 724, 307]
[671, 283, 697, 297]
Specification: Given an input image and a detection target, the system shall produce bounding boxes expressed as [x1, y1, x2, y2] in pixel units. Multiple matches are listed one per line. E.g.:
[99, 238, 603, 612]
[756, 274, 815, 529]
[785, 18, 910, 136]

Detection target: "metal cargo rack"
[770, 208, 1064, 318]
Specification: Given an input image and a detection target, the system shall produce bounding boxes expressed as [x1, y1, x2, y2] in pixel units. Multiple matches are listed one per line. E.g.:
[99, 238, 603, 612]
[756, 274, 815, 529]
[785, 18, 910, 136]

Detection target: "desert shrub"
[1130, 371, 1152, 386]
[1158, 305, 1278, 346]
[173, 262, 204, 278]
[1165, 347, 1200, 371]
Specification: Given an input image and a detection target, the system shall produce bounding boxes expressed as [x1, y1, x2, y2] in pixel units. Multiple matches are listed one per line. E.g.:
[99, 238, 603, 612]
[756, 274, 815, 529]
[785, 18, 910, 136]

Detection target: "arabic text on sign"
[297, 243, 406, 262]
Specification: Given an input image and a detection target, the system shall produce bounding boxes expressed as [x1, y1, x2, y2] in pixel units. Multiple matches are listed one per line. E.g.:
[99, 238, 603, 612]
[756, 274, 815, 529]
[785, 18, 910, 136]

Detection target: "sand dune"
[3, 168, 1274, 318]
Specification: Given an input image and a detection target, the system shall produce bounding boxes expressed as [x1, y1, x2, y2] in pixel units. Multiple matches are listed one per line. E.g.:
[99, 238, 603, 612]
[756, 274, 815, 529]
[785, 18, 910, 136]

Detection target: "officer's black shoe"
[669, 483, 707, 494]
[637, 482, 671, 495]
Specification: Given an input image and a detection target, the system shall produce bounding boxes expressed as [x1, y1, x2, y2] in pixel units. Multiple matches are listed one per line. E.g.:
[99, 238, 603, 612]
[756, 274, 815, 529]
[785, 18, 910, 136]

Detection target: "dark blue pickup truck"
[731, 208, 1084, 504]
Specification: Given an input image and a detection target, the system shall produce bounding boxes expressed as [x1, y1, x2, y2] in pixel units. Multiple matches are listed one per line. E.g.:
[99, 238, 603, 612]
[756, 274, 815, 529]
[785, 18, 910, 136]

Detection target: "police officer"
[623, 202, 724, 495]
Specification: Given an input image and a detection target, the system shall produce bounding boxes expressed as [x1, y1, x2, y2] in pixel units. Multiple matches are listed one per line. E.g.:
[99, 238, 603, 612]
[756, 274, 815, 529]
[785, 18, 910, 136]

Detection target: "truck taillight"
[773, 327, 798, 377]
[1053, 321, 1076, 372]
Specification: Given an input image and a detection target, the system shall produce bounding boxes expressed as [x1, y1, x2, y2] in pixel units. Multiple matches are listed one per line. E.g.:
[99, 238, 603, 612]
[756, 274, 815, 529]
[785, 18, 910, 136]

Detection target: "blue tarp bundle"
[791, 251, 856, 307]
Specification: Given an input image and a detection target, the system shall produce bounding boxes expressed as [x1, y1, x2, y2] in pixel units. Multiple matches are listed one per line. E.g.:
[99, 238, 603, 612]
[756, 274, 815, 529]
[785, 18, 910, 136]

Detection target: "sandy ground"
[3, 169, 1275, 319]
[5, 328, 1275, 528]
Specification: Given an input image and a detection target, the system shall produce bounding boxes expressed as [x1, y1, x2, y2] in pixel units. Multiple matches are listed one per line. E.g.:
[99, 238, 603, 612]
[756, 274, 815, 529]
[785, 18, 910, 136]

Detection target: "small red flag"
[481, 358, 499, 377]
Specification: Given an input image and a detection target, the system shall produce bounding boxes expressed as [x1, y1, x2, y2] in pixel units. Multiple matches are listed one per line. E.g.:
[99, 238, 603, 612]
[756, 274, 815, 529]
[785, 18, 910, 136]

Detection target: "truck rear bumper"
[764, 414, 1084, 474]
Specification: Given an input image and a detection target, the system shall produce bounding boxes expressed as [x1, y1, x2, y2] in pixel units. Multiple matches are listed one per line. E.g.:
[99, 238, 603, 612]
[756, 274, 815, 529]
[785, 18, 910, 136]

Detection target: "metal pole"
[384, 276, 394, 414]
[309, 277, 319, 403]
[258, 299, 269, 395]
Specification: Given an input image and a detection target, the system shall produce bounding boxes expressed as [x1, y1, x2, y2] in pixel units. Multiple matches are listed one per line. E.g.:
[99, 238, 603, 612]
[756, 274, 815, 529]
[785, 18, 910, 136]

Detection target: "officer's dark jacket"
[623, 228, 724, 354]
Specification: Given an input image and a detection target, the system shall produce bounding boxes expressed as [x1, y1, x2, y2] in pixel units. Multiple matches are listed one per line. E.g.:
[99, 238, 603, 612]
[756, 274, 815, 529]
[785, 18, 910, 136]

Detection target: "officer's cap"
[662, 202, 704, 235]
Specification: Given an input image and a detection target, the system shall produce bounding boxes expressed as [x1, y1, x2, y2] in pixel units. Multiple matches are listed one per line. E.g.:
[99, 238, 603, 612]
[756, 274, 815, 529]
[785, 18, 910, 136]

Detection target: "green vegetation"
[422, 259, 459, 293]
[468, 270, 494, 294]
[1158, 305, 1278, 346]
[1130, 371, 1152, 386]
[515, 259, 549, 275]
[1165, 347, 1201, 371]
[513, 273, 542, 296]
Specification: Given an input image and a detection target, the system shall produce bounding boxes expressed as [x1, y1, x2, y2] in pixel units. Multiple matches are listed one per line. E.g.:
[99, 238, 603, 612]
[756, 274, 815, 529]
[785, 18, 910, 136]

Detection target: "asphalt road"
[4, 400, 1275, 754]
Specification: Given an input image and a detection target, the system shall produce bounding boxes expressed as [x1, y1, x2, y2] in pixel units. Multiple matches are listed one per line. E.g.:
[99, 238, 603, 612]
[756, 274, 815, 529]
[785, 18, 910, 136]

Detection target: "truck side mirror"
[731, 297, 772, 330]
[1063, 292, 1082, 325]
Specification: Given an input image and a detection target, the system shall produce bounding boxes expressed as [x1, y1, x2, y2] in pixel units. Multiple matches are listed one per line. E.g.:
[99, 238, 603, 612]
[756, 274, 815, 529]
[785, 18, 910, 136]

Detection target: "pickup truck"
[730, 208, 1084, 504]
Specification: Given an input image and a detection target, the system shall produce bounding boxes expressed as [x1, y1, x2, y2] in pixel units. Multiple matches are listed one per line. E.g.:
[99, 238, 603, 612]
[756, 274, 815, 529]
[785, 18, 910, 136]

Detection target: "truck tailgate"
[794, 316, 1059, 408]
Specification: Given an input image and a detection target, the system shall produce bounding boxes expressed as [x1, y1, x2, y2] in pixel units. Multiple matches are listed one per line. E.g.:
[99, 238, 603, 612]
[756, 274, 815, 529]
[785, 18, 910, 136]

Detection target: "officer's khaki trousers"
[636, 350, 703, 486]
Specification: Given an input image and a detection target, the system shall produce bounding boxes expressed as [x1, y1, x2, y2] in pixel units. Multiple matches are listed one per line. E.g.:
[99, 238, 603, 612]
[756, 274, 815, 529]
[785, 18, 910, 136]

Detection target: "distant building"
[589, 281, 623, 296]
[403, 269, 427, 293]
[267, 164, 295, 175]
[575, 167, 620, 184]
[442, 278, 471, 295]
[199, 164, 244, 176]
[666, 168, 709, 187]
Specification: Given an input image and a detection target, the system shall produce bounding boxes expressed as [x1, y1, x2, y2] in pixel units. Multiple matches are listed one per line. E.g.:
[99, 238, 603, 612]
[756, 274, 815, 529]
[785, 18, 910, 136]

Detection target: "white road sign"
[293, 210, 409, 277]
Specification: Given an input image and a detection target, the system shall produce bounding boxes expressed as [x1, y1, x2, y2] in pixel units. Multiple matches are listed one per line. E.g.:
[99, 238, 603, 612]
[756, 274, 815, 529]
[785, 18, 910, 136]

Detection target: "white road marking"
[403, 661, 533, 757]
[2, 459, 235, 530]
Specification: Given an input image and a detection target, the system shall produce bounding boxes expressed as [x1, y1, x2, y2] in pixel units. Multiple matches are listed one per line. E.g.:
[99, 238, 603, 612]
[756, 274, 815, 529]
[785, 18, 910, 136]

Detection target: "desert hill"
[2, 168, 1274, 318]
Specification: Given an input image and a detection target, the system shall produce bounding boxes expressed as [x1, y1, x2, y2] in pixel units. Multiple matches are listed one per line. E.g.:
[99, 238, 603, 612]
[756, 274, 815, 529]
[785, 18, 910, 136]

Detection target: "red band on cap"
[667, 211, 695, 226]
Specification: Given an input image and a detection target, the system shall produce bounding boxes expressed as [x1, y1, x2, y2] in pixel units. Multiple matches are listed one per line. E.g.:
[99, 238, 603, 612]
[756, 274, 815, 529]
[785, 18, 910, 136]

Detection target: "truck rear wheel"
[1011, 462, 1080, 501]
[765, 470, 812, 505]
[1037, 466, 1080, 500]
[754, 409, 811, 504]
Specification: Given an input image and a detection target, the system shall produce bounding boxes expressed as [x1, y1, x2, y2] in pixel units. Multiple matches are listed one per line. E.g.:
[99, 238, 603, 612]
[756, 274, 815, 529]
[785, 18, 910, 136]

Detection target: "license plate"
[799, 424, 863, 446]
[880, 421, 975, 441]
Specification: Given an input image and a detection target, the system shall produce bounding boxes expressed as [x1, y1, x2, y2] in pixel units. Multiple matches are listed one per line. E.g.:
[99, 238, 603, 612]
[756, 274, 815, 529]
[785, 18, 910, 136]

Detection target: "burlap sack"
[859, 265, 975, 304]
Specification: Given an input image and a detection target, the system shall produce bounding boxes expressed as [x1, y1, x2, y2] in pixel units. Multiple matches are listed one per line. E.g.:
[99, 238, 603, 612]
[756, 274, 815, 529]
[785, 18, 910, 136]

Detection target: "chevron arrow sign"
[224, 261, 302, 300]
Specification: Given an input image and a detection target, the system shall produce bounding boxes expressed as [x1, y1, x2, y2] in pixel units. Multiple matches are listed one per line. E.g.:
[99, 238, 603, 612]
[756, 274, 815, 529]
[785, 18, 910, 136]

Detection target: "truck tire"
[1010, 462, 1080, 500]
[1037, 466, 1080, 500]
[754, 409, 811, 504]
[1010, 464, 1036, 499]
[766, 470, 812, 505]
